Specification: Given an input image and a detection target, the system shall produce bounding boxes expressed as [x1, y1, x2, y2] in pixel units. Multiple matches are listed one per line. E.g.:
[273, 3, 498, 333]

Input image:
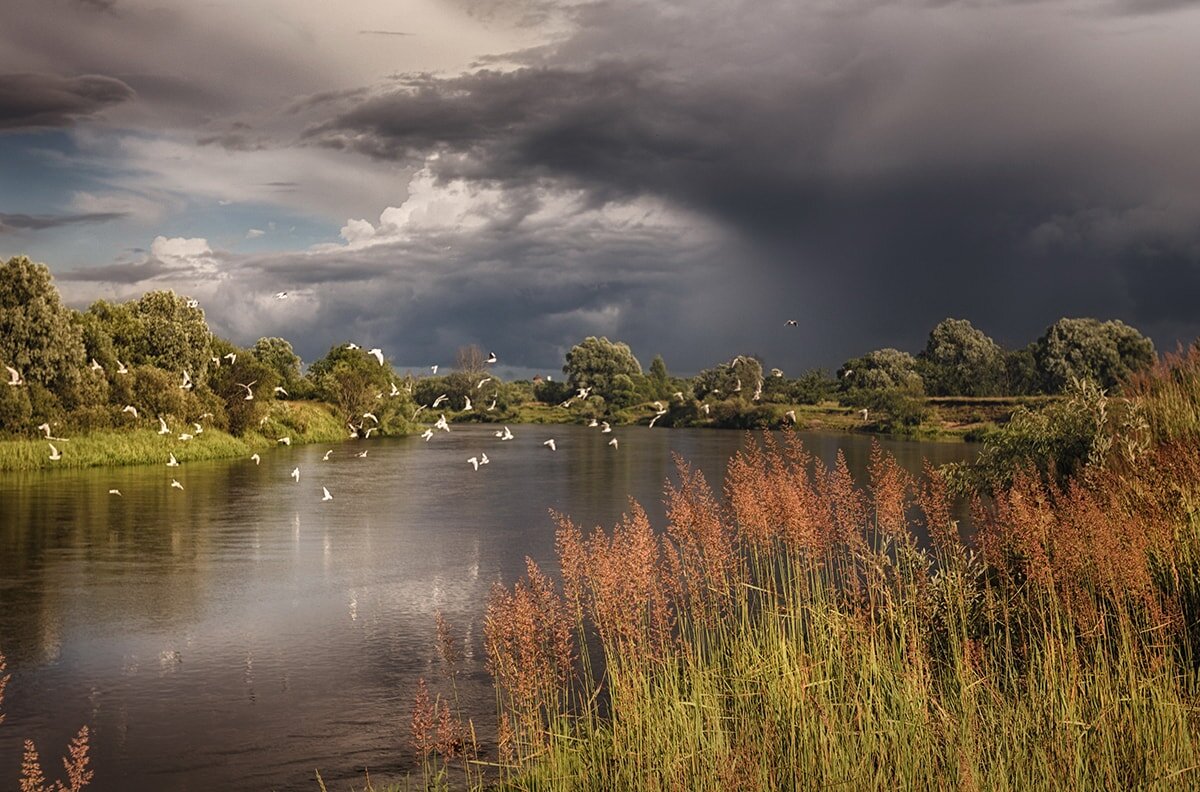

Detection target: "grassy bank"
[0, 400, 349, 472]
[380, 355, 1200, 791]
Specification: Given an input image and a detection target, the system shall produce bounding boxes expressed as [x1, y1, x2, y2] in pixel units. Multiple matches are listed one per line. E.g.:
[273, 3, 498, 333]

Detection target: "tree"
[309, 344, 414, 432]
[563, 337, 642, 402]
[648, 355, 670, 399]
[1034, 318, 1155, 393]
[254, 337, 303, 393]
[0, 256, 88, 399]
[838, 348, 924, 393]
[132, 291, 213, 381]
[693, 355, 763, 401]
[456, 344, 488, 375]
[918, 318, 1006, 396]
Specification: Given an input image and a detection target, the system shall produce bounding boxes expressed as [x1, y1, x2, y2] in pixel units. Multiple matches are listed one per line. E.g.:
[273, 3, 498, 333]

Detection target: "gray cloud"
[0, 210, 128, 232]
[0, 72, 134, 129]
[298, 0, 1200, 364]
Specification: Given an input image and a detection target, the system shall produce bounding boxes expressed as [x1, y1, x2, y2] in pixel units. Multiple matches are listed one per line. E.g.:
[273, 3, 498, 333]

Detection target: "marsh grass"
[0, 400, 347, 471]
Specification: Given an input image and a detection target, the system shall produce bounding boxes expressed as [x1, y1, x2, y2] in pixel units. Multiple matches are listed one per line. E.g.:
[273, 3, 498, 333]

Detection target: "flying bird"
[673, 391, 685, 402]
[251, 454, 261, 465]
[421, 428, 434, 441]
[186, 298, 199, 309]
[278, 437, 291, 445]
[108, 489, 121, 496]
[180, 370, 192, 391]
[322, 449, 333, 461]
[412, 405, 427, 419]
[462, 396, 472, 411]
[356, 450, 368, 458]
[608, 438, 618, 449]
[158, 416, 170, 435]
[389, 381, 400, 397]
[702, 404, 711, 415]
[274, 291, 289, 300]
[37, 422, 51, 439]
[501, 426, 514, 441]
[178, 433, 193, 442]
[467, 456, 480, 471]
[5, 365, 22, 386]
[543, 439, 556, 451]
[274, 386, 288, 397]
[600, 422, 611, 433]
[48, 442, 62, 461]
[171, 479, 184, 490]
[90, 358, 103, 372]
[480, 452, 489, 465]
[785, 410, 796, 423]
[368, 348, 384, 365]
[167, 453, 179, 467]
[786, 319, 798, 326]
[432, 394, 448, 408]
[346, 343, 360, 350]
[238, 381, 256, 400]
[859, 408, 869, 421]
[430, 364, 438, 374]
[771, 368, 783, 378]
[486, 398, 497, 411]
[486, 352, 497, 364]
[115, 359, 129, 375]
[290, 467, 300, 482]
[434, 414, 450, 432]
[322, 486, 333, 501]
[363, 412, 379, 424]
[193, 422, 203, 434]
[224, 352, 237, 364]
[648, 413, 662, 428]
[476, 377, 492, 389]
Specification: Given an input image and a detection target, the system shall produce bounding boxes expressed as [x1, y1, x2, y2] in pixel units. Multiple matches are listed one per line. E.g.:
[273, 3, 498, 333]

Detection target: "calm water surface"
[0, 425, 975, 790]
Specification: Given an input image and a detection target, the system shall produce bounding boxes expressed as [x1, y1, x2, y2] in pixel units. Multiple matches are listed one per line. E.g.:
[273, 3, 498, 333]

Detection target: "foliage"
[838, 347, 924, 395]
[0, 256, 88, 406]
[693, 355, 763, 401]
[918, 318, 1006, 396]
[254, 337, 304, 394]
[761, 368, 835, 405]
[563, 337, 642, 403]
[1003, 345, 1041, 395]
[1034, 317, 1154, 393]
[130, 290, 214, 381]
[309, 344, 414, 433]
[944, 378, 1115, 493]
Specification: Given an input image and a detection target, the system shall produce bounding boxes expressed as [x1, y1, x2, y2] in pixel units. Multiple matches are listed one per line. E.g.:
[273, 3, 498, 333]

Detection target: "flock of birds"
[4, 317, 874, 499]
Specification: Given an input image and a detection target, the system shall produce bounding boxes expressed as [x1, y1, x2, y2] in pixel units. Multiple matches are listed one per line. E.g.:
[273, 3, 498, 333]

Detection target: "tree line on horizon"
[0, 255, 1159, 437]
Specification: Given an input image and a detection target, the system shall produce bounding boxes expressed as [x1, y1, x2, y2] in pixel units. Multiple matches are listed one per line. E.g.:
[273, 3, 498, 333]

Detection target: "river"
[0, 425, 976, 790]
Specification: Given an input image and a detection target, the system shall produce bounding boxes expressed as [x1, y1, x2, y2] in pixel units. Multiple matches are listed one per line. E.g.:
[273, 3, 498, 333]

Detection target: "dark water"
[0, 425, 975, 791]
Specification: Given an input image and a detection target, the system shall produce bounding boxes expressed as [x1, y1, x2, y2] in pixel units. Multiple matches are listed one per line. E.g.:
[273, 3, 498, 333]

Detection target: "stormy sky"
[2, 0, 1198, 375]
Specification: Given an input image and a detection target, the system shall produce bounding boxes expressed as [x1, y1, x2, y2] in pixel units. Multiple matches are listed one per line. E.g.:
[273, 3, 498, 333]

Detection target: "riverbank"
[0, 400, 350, 472]
[467, 395, 1050, 442]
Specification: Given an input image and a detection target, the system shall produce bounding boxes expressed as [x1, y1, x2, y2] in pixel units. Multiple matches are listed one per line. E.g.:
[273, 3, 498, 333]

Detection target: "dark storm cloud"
[0, 210, 127, 232]
[301, 0, 1200, 365]
[0, 72, 134, 130]
[57, 258, 169, 283]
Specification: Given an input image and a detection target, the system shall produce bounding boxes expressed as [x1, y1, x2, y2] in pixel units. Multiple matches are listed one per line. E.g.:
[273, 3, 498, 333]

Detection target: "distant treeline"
[0, 255, 1157, 439]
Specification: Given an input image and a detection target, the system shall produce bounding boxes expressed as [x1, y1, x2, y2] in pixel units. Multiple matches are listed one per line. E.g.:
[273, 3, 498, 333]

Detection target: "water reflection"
[0, 426, 975, 790]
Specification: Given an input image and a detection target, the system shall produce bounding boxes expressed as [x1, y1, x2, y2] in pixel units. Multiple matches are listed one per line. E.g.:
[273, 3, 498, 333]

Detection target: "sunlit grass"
[0, 400, 348, 471]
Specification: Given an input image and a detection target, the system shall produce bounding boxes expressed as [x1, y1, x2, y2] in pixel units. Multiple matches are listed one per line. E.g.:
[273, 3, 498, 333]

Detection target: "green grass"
[0, 400, 350, 472]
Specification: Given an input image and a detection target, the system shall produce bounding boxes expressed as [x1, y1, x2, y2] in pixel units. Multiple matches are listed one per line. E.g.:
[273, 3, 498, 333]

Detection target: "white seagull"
[543, 438, 556, 451]
[274, 386, 288, 397]
[186, 298, 199, 308]
[600, 422, 611, 433]
[430, 364, 438, 374]
[322, 486, 333, 501]
[487, 398, 497, 411]
[37, 422, 51, 438]
[278, 437, 291, 445]
[432, 394, 448, 408]
[48, 442, 62, 461]
[291, 467, 300, 482]
[158, 416, 170, 435]
[785, 410, 797, 423]
[356, 450, 368, 458]
[368, 348, 384, 366]
[90, 358, 103, 372]
[238, 381, 257, 400]
[274, 291, 289, 300]
[648, 413, 663, 428]
[434, 414, 450, 432]
[476, 377, 492, 389]
[251, 454, 261, 465]
[462, 396, 472, 411]
[421, 428, 434, 441]
[323, 449, 333, 461]
[109, 489, 121, 496]
[363, 412, 379, 424]
[486, 352, 497, 364]
[178, 433, 193, 442]
[116, 359, 129, 375]
[5, 365, 22, 386]
[608, 438, 618, 449]
[389, 381, 400, 397]
[702, 404, 711, 415]
[167, 453, 179, 467]
[346, 343, 360, 350]
[179, 370, 192, 390]
[673, 391, 685, 402]
[480, 452, 489, 465]
[501, 426, 514, 441]
[467, 456, 480, 471]
[859, 408, 869, 421]
[171, 479, 184, 490]
[224, 352, 237, 364]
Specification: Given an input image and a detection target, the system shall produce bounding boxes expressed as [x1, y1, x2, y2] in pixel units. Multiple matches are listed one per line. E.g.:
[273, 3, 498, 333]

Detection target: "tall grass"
[0, 400, 347, 472]
[387, 352, 1200, 791]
